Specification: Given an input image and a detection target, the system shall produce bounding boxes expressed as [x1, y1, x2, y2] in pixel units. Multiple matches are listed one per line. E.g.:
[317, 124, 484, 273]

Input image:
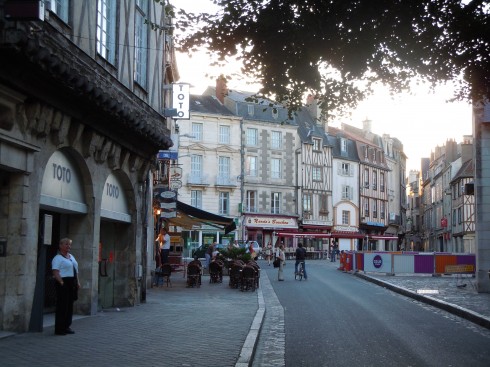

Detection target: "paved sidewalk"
[0, 274, 261, 367]
[351, 267, 490, 330]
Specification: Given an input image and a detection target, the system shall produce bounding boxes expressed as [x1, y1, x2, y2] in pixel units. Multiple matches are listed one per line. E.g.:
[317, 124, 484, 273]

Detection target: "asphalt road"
[259, 261, 490, 367]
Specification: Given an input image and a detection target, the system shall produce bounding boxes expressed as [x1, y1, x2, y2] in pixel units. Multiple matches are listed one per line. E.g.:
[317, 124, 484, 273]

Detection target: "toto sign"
[373, 255, 383, 269]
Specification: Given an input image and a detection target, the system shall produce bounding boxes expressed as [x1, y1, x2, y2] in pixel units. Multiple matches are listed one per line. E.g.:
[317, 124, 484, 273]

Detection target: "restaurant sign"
[245, 216, 297, 229]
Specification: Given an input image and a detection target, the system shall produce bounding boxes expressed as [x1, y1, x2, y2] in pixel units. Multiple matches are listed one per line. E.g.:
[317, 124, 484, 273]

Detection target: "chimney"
[216, 76, 228, 104]
[362, 117, 372, 132]
[306, 94, 328, 132]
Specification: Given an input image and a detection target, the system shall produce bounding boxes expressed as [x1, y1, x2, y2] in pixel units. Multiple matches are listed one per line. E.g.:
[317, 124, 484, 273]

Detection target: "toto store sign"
[364, 253, 392, 272]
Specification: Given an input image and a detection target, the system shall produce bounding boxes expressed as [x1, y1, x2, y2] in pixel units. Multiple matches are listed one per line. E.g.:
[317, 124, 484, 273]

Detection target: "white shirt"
[52, 253, 78, 277]
[161, 234, 170, 250]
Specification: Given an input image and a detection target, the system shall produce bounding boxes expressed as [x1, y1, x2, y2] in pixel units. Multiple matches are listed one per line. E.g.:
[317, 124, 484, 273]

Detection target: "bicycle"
[295, 261, 305, 281]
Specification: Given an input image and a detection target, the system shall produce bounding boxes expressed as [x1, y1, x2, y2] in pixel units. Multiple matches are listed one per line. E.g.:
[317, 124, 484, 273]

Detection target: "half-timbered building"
[450, 158, 475, 253]
[294, 109, 334, 251]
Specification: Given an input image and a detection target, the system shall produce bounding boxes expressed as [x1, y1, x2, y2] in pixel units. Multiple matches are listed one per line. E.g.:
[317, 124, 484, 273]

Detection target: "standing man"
[295, 243, 308, 280]
[157, 227, 171, 265]
[205, 242, 216, 269]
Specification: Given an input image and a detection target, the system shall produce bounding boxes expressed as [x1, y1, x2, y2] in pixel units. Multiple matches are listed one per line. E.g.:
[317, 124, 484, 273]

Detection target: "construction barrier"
[344, 252, 353, 272]
[348, 251, 476, 275]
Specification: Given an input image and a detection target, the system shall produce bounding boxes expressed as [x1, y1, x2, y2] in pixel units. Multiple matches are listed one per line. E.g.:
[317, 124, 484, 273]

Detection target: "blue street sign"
[157, 150, 178, 160]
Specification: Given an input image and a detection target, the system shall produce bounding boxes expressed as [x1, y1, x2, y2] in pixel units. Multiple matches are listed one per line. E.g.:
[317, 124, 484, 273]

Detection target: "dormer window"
[272, 108, 279, 119]
[313, 138, 321, 151]
[341, 138, 347, 153]
[247, 104, 254, 116]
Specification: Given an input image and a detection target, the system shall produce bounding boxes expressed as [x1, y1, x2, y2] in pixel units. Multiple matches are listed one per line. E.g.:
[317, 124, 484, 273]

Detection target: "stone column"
[473, 101, 490, 292]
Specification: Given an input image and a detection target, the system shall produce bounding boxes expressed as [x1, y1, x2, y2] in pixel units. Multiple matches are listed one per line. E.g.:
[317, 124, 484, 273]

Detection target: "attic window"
[247, 104, 254, 116]
[313, 138, 321, 151]
[341, 138, 347, 153]
[272, 108, 278, 119]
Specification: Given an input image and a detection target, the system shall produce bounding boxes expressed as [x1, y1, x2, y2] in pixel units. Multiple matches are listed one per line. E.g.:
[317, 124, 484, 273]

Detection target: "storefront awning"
[331, 231, 365, 239]
[369, 235, 398, 240]
[166, 201, 236, 234]
[276, 232, 331, 238]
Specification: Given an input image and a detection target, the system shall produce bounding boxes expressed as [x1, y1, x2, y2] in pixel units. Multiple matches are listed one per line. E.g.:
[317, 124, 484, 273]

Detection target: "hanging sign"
[172, 83, 190, 119]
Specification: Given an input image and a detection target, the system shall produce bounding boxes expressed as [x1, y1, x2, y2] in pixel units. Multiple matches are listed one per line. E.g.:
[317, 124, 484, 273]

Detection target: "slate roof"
[451, 159, 474, 183]
[189, 94, 234, 116]
[328, 126, 360, 161]
[205, 86, 297, 125]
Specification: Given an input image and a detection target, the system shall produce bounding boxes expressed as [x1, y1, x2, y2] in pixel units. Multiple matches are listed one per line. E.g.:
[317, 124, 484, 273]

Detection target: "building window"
[219, 192, 229, 215]
[271, 131, 282, 149]
[246, 156, 258, 176]
[303, 194, 312, 212]
[246, 191, 257, 212]
[190, 155, 202, 178]
[218, 156, 230, 184]
[47, 0, 69, 23]
[372, 170, 377, 190]
[247, 104, 254, 116]
[373, 200, 377, 218]
[364, 168, 369, 188]
[271, 192, 281, 214]
[313, 138, 321, 151]
[380, 201, 385, 219]
[272, 108, 279, 119]
[97, 0, 117, 64]
[134, 0, 148, 88]
[342, 210, 349, 225]
[319, 194, 329, 214]
[312, 167, 322, 181]
[341, 138, 347, 153]
[192, 123, 203, 141]
[219, 125, 230, 144]
[271, 158, 282, 179]
[339, 162, 352, 176]
[191, 190, 202, 209]
[380, 172, 385, 192]
[458, 207, 462, 224]
[341, 185, 352, 200]
[452, 209, 456, 226]
[364, 199, 369, 217]
[246, 128, 258, 146]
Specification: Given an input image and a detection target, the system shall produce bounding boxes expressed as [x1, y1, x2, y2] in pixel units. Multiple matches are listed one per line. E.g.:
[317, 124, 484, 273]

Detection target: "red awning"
[302, 225, 333, 230]
[369, 235, 398, 240]
[331, 231, 365, 239]
[275, 232, 331, 238]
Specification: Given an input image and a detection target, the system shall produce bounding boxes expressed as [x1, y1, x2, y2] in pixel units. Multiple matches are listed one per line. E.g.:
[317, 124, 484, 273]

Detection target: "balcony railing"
[187, 173, 209, 186]
[216, 176, 237, 187]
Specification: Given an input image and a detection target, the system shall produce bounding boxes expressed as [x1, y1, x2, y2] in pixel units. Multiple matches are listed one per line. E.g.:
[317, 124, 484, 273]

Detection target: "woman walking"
[277, 244, 285, 281]
[265, 242, 273, 265]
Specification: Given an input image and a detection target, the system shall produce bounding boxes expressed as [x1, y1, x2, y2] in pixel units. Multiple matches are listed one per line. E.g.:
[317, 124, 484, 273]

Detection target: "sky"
[172, 0, 473, 174]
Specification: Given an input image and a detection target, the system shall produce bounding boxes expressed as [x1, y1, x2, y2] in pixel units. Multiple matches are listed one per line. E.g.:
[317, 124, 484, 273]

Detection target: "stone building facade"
[0, 1, 174, 332]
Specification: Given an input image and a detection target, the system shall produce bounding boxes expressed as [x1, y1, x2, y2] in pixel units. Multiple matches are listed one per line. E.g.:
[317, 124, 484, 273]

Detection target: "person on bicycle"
[295, 243, 308, 280]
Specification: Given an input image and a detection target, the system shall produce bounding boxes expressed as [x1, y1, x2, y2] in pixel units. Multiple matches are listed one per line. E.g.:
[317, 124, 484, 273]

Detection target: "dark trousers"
[161, 249, 170, 264]
[55, 276, 76, 333]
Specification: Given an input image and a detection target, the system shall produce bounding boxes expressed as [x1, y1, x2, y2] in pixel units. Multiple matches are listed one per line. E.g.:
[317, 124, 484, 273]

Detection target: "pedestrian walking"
[51, 237, 80, 336]
[205, 242, 216, 269]
[277, 244, 285, 281]
[265, 241, 273, 265]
